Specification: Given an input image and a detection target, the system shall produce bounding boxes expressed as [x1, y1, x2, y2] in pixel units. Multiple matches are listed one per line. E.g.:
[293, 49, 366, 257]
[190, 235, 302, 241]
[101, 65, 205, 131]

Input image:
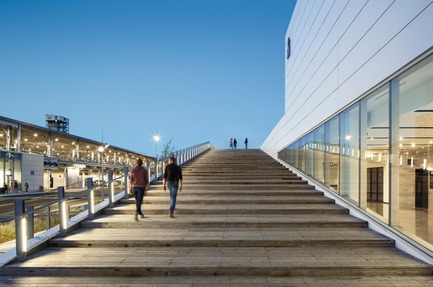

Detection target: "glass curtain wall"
[0, 151, 22, 193]
[279, 54, 433, 250]
[325, 116, 339, 192]
[297, 138, 306, 173]
[339, 105, 360, 204]
[305, 132, 314, 177]
[361, 85, 390, 222]
[313, 125, 325, 183]
[0, 152, 4, 193]
[394, 58, 433, 245]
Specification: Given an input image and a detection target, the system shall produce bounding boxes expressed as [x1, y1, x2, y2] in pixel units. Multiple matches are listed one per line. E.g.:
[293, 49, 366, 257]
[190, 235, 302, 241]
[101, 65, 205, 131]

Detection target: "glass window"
[305, 132, 314, 177]
[394, 57, 433, 245]
[0, 152, 5, 193]
[313, 125, 325, 183]
[325, 116, 339, 192]
[360, 85, 389, 222]
[339, 104, 360, 203]
[297, 138, 306, 172]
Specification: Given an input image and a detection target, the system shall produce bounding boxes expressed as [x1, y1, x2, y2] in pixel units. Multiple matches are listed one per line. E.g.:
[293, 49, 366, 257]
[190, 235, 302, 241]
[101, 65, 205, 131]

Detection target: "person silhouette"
[233, 138, 237, 149]
[230, 138, 233, 149]
[244, 138, 248, 149]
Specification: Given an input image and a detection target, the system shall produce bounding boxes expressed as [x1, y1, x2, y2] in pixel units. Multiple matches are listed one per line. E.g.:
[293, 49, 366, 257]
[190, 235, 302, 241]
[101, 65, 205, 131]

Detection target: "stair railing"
[2, 141, 213, 266]
[152, 141, 213, 180]
[2, 171, 128, 266]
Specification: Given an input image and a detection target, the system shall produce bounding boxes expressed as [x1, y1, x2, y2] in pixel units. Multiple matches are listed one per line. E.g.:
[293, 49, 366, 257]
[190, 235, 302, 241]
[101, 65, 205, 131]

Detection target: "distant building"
[45, 114, 69, 133]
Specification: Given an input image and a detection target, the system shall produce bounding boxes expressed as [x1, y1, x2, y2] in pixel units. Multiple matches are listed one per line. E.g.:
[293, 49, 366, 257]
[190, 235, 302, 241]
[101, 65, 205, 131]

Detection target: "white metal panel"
[263, 0, 433, 158]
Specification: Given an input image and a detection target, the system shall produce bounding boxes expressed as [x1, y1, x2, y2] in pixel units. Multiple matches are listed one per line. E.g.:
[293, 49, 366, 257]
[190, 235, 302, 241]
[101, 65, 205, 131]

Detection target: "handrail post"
[162, 160, 167, 176]
[87, 178, 94, 219]
[15, 199, 27, 261]
[146, 160, 151, 183]
[123, 167, 129, 199]
[46, 205, 51, 230]
[27, 206, 34, 239]
[58, 186, 67, 237]
[154, 158, 158, 180]
[108, 171, 114, 207]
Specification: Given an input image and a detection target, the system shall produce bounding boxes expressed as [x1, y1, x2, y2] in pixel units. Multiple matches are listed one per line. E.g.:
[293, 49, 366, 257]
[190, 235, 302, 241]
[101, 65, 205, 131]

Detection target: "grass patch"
[0, 222, 15, 244]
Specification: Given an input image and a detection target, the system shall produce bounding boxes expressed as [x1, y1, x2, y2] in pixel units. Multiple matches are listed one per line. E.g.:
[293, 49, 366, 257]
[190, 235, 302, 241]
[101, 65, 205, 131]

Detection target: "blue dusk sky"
[0, 0, 296, 156]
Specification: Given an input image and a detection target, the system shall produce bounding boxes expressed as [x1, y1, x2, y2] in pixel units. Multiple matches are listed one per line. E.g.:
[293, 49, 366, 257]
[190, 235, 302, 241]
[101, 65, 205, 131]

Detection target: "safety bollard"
[15, 199, 27, 261]
[27, 206, 34, 240]
[124, 167, 129, 199]
[46, 205, 51, 230]
[87, 178, 94, 219]
[108, 171, 114, 207]
[58, 186, 67, 237]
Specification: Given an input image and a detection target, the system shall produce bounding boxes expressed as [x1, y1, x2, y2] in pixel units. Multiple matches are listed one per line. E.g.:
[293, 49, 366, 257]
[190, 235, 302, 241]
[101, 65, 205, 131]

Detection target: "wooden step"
[2, 148, 431, 284]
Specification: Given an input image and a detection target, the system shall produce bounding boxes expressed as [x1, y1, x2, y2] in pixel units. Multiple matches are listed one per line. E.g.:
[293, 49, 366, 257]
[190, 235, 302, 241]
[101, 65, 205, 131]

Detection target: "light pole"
[153, 134, 161, 179]
[153, 134, 161, 159]
[97, 143, 109, 199]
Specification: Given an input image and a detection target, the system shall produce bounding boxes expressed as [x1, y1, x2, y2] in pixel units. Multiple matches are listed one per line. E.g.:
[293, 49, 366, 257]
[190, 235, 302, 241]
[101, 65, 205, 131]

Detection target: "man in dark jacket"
[163, 156, 183, 218]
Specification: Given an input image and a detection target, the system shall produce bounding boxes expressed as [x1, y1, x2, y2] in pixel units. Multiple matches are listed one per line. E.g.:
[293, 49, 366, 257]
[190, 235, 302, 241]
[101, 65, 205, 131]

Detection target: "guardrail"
[0, 141, 213, 266]
[151, 141, 213, 181]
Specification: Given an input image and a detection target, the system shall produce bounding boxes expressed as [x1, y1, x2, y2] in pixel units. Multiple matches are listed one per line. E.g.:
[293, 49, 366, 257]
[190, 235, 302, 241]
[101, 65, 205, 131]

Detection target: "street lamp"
[153, 134, 161, 159]
[97, 143, 109, 199]
[153, 134, 161, 180]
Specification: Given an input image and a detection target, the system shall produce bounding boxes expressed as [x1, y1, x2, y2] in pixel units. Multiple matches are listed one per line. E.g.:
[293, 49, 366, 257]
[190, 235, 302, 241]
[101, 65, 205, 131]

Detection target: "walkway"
[1, 149, 433, 286]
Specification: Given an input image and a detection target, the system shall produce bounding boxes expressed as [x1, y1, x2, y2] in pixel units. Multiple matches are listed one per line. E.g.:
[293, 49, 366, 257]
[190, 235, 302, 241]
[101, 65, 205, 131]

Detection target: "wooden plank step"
[3, 246, 431, 277]
[79, 214, 368, 229]
[1, 275, 433, 286]
[104, 203, 349, 215]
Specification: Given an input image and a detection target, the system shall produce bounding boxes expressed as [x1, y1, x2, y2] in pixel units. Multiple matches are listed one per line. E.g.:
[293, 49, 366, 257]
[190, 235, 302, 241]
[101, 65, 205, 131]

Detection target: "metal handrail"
[153, 141, 213, 180]
[0, 141, 213, 265]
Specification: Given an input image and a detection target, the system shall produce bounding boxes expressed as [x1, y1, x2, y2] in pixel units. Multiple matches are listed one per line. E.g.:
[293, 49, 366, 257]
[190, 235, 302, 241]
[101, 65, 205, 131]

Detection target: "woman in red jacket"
[129, 158, 149, 221]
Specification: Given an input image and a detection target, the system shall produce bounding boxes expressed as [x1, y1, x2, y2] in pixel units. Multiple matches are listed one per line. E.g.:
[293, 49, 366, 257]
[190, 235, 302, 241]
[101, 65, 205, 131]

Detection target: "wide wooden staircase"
[1, 149, 433, 286]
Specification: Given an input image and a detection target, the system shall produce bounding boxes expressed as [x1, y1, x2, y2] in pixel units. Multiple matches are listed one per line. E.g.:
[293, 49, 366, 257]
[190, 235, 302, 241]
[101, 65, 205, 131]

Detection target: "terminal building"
[262, 1, 433, 255]
[0, 115, 153, 193]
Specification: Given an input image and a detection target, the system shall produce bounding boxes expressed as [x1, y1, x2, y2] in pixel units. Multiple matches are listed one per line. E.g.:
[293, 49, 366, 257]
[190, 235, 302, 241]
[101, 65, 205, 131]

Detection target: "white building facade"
[262, 0, 433, 256]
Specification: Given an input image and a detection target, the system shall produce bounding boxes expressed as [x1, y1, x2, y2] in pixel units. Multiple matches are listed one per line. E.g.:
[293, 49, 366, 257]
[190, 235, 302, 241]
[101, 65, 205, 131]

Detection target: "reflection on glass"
[314, 125, 325, 183]
[277, 54, 433, 250]
[361, 85, 389, 222]
[305, 132, 314, 177]
[339, 105, 360, 203]
[395, 58, 433, 245]
[325, 116, 339, 192]
[297, 138, 306, 172]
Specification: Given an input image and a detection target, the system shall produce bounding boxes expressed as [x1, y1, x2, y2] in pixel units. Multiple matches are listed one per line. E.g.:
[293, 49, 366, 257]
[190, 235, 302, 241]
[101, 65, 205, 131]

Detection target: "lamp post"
[153, 134, 161, 179]
[153, 134, 161, 159]
[97, 143, 109, 199]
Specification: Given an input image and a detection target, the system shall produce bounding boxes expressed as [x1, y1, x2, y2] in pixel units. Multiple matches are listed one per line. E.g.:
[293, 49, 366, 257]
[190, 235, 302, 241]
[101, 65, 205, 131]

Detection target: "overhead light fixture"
[153, 134, 161, 143]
